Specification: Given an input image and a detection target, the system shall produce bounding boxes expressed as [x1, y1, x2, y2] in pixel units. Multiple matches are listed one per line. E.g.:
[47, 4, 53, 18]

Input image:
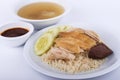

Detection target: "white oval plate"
[23, 24, 120, 79]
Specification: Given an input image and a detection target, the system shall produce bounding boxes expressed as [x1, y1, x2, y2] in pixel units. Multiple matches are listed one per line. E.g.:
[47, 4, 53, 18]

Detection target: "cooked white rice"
[40, 52, 105, 74]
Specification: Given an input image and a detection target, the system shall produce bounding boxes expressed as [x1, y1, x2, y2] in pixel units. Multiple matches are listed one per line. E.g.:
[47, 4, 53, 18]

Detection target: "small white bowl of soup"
[0, 22, 34, 47]
[15, 1, 70, 29]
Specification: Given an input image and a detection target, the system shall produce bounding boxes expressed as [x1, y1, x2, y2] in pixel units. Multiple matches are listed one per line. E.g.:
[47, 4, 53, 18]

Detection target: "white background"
[0, 0, 120, 80]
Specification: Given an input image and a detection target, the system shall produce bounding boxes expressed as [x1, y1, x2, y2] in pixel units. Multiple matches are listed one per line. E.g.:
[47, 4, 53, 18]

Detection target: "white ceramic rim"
[15, 1, 70, 22]
[0, 21, 34, 40]
[23, 24, 120, 79]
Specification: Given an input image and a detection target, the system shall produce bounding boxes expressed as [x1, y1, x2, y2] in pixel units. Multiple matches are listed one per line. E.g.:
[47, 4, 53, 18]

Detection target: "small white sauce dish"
[14, 0, 70, 29]
[0, 22, 34, 47]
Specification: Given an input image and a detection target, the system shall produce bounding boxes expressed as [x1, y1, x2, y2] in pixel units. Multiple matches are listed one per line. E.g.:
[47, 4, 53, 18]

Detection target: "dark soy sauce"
[1, 27, 29, 37]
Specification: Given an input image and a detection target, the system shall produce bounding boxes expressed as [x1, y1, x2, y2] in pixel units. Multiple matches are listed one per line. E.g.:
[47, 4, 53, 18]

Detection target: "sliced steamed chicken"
[47, 47, 75, 60]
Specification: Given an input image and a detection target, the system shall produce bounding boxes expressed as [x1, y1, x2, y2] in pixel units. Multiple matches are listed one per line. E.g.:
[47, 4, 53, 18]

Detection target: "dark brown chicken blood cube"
[88, 43, 113, 59]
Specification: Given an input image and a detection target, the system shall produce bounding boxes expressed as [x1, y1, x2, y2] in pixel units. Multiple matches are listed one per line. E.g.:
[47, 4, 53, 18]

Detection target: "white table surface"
[0, 0, 120, 80]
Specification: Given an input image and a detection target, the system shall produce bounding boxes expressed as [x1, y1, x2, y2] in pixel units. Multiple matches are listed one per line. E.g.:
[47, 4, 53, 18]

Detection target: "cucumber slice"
[34, 33, 54, 56]
[58, 25, 71, 32]
[45, 27, 59, 37]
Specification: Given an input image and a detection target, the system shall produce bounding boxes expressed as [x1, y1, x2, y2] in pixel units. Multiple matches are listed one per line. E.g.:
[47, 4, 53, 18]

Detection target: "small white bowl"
[0, 22, 34, 47]
[14, 1, 70, 29]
